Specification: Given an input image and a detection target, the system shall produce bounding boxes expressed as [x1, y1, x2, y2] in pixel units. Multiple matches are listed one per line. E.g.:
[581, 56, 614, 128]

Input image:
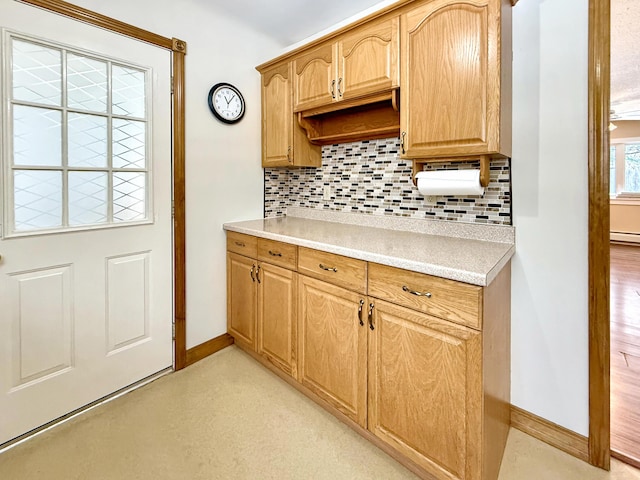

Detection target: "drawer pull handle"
[319, 263, 338, 273]
[268, 250, 282, 257]
[235, 241, 246, 247]
[358, 299, 365, 326]
[402, 285, 432, 298]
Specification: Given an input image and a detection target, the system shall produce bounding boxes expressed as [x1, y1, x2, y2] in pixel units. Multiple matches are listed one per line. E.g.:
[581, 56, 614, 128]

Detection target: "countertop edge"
[224, 222, 513, 287]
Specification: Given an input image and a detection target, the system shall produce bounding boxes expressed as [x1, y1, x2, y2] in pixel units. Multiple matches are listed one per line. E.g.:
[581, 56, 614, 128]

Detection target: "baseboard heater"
[610, 232, 640, 244]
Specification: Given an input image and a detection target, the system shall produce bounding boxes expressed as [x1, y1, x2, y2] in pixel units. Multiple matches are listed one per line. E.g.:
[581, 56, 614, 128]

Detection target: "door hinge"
[172, 323, 176, 340]
[171, 201, 175, 218]
[171, 76, 174, 94]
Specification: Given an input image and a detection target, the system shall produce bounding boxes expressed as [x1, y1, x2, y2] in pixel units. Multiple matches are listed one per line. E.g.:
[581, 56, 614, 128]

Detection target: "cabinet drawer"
[258, 238, 297, 270]
[227, 232, 258, 258]
[298, 247, 367, 294]
[368, 263, 482, 330]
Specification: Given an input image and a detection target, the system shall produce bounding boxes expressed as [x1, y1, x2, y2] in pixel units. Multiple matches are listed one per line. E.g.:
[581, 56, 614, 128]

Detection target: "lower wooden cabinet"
[258, 262, 298, 377]
[226, 232, 511, 480]
[227, 252, 257, 350]
[368, 299, 482, 480]
[227, 250, 298, 377]
[298, 275, 367, 427]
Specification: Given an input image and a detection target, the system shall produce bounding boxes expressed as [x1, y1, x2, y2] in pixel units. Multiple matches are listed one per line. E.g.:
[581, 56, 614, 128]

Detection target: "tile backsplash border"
[264, 137, 511, 225]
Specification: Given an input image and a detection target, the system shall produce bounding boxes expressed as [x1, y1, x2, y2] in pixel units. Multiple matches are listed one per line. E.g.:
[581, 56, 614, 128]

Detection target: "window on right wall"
[610, 141, 640, 198]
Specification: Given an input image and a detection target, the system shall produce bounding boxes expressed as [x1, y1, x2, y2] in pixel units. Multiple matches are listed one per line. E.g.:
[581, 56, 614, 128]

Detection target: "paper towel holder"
[412, 155, 491, 188]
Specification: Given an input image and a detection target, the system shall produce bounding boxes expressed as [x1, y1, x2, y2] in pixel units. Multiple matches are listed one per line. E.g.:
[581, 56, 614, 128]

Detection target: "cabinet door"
[337, 16, 399, 101]
[227, 252, 257, 350]
[298, 275, 367, 427]
[368, 299, 482, 480]
[258, 262, 297, 378]
[262, 63, 293, 167]
[293, 43, 336, 111]
[400, 0, 500, 158]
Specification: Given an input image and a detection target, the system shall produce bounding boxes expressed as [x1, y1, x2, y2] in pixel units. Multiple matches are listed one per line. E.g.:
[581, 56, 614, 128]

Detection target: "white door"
[0, 2, 173, 445]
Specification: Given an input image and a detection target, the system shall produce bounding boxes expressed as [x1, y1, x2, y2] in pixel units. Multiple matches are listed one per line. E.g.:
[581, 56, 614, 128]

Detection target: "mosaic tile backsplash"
[264, 137, 511, 225]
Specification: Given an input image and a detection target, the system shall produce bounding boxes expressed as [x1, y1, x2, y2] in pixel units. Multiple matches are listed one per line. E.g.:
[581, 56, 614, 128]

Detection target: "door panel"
[0, 1, 172, 445]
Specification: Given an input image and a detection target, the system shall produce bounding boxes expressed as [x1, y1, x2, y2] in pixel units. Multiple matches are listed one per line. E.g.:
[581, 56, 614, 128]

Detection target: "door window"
[2, 32, 151, 236]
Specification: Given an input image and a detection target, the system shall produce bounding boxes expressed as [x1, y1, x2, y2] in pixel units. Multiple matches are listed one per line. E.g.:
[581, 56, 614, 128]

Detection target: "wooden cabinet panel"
[294, 43, 336, 111]
[298, 275, 368, 427]
[400, 0, 505, 158]
[227, 252, 257, 349]
[261, 62, 321, 167]
[262, 63, 293, 167]
[298, 247, 367, 294]
[337, 16, 399, 101]
[257, 238, 297, 270]
[368, 262, 482, 329]
[258, 263, 297, 378]
[226, 231, 258, 258]
[368, 299, 482, 480]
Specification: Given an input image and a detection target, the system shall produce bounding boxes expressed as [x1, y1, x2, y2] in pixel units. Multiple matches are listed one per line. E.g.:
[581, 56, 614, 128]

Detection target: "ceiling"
[199, 0, 392, 47]
[610, 0, 640, 120]
[201, 0, 639, 120]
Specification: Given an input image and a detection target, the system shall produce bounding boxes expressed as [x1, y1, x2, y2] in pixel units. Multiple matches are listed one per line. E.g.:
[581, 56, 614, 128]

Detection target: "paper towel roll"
[415, 169, 485, 196]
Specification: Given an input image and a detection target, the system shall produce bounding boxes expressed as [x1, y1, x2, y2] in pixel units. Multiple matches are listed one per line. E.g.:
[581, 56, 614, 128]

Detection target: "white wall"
[68, 0, 284, 348]
[511, 0, 589, 435]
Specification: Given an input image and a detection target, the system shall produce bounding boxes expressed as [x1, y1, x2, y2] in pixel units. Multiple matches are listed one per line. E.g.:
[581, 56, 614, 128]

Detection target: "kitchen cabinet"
[399, 0, 511, 159]
[293, 16, 399, 112]
[227, 233, 298, 377]
[260, 61, 321, 167]
[298, 275, 368, 427]
[225, 229, 511, 480]
[368, 299, 482, 480]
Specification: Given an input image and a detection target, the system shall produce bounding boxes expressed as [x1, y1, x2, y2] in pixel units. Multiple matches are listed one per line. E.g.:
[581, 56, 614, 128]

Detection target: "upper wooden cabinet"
[260, 61, 321, 167]
[400, 0, 511, 159]
[293, 16, 399, 112]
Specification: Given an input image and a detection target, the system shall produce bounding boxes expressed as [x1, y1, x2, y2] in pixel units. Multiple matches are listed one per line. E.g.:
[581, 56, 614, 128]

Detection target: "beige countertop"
[223, 211, 514, 286]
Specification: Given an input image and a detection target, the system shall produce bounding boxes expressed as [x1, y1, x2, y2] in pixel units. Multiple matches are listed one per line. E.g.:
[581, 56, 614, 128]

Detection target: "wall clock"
[208, 83, 245, 124]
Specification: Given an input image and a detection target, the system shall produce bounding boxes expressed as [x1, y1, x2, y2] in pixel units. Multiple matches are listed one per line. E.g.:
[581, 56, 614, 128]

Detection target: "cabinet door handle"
[287, 145, 292, 163]
[337, 77, 343, 97]
[330, 79, 336, 99]
[268, 250, 282, 257]
[401, 131, 406, 155]
[256, 265, 261, 284]
[319, 263, 338, 272]
[358, 299, 365, 326]
[368, 303, 375, 330]
[235, 241, 245, 247]
[402, 285, 432, 298]
[250, 265, 256, 282]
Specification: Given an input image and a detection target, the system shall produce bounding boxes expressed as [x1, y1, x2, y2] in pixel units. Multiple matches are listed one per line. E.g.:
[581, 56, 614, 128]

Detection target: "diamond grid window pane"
[12, 39, 62, 106]
[113, 119, 146, 168]
[69, 171, 108, 225]
[113, 172, 146, 222]
[67, 54, 107, 112]
[68, 113, 108, 167]
[14, 170, 62, 231]
[112, 65, 145, 117]
[13, 105, 62, 166]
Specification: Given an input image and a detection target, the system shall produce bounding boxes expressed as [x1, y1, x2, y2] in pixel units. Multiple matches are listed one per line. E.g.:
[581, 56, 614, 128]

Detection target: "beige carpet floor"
[0, 345, 639, 480]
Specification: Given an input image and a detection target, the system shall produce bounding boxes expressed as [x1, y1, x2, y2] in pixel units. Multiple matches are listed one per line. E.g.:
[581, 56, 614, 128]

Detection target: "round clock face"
[208, 83, 245, 124]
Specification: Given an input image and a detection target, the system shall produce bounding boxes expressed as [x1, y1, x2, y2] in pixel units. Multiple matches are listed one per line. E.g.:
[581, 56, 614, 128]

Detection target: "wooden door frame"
[15, 0, 189, 370]
[588, 0, 610, 470]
